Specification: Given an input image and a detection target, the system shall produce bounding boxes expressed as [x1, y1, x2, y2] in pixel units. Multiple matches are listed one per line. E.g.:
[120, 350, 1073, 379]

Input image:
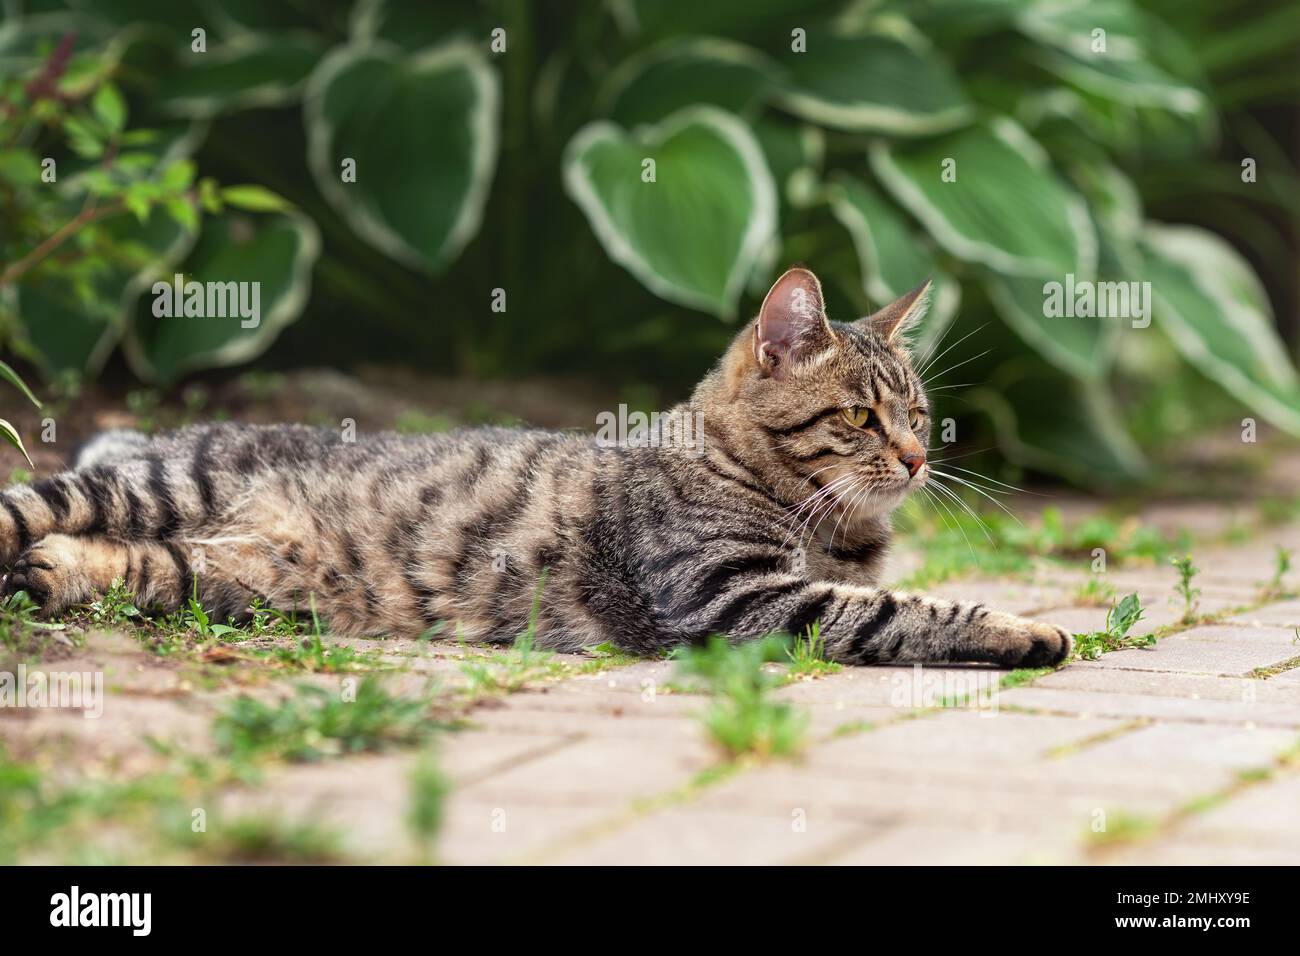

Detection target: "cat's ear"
[752, 267, 834, 377]
[857, 278, 932, 345]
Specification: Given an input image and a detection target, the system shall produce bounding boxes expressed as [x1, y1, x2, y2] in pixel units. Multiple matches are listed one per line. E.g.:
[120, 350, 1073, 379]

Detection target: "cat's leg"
[3, 534, 194, 616]
[660, 574, 1071, 667]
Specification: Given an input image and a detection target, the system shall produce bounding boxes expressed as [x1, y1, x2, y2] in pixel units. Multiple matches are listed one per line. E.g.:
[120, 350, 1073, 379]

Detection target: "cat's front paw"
[964, 610, 1072, 668]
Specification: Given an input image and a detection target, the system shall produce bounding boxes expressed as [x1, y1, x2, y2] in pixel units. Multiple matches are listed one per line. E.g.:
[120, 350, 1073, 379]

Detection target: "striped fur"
[0, 268, 1069, 667]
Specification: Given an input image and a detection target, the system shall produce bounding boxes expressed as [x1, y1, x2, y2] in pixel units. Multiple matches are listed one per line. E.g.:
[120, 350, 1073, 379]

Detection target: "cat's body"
[0, 268, 1069, 667]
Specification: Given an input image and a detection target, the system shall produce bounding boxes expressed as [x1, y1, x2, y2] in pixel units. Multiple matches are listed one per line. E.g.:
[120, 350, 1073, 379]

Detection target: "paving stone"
[437, 799, 605, 865]
[1087, 639, 1300, 677]
[1181, 776, 1300, 846]
[437, 730, 577, 784]
[802, 710, 1123, 769]
[493, 682, 703, 718]
[1052, 722, 1295, 776]
[219, 753, 414, 860]
[1032, 606, 1111, 635]
[1107, 838, 1300, 865]
[1035, 665, 1300, 705]
[998, 686, 1300, 728]
[1228, 599, 1300, 629]
[775, 664, 1005, 712]
[546, 807, 868, 865]
[692, 761, 1175, 835]
[454, 736, 714, 805]
[465, 705, 703, 740]
[1171, 623, 1300, 647]
[824, 824, 1069, 866]
[925, 580, 1075, 615]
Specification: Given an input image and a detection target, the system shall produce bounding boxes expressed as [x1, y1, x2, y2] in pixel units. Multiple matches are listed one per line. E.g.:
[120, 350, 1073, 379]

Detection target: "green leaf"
[564, 106, 777, 318]
[63, 115, 105, 160]
[218, 185, 291, 212]
[160, 158, 196, 191]
[92, 82, 127, 133]
[349, 0, 487, 52]
[597, 37, 776, 127]
[0, 419, 34, 468]
[158, 34, 324, 118]
[969, 361, 1145, 484]
[870, 117, 1096, 278]
[0, 360, 41, 408]
[124, 209, 321, 383]
[1141, 223, 1300, 436]
[1108, 592, 1143, 638]
[776, 26, 970, 134]
[825, 173, 960, 354]
[1016, 0, 1207, 114]
[304, 40, 499, 273]
[0, 148, 44, 187]
[163, 196, 199, 232]
[14, 205, 198, 376]
[752, 118, 823, 209]
[983, 273, 1113, 382]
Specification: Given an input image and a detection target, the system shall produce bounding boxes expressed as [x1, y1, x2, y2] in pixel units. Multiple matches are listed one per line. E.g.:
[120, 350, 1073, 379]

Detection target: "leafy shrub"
[1, 0, 1296, 482]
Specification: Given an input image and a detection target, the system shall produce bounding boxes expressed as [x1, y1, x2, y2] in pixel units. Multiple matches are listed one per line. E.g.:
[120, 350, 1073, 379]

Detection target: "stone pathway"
[3, 506, 1300, 864]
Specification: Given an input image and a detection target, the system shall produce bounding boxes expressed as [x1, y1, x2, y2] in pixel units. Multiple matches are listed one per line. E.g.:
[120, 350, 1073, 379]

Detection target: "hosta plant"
[1, 0, 1296, 485]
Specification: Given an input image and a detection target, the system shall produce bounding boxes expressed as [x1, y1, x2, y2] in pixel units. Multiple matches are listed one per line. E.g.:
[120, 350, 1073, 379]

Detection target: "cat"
[0, 267, 1070, 667]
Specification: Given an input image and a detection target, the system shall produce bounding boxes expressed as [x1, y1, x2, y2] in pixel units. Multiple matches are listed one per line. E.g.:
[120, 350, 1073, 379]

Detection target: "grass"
[1170, 554, 1201, 622]
[783, 621, 841, 681]
[1073, 576, 1117, 607]
[212, 676, 438, 764]
[459, 633, 566, 696]
[1260, 545, 1295, 600]
[673, 635, 808, 759]
[85, 578, 142, 627]
[191, 815, 348, 864]
[1000, 666, 1054, 689]
[1073, 592, 1157, 660]
[1087, 811, 1159, 847]
[407, 751, 450, 864]
[894, 501, 1188, 589]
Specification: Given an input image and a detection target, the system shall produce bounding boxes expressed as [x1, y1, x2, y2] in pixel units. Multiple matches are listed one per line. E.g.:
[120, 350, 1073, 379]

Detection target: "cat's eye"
[841, 407, 875, 429]
[909, 408, 927, 431]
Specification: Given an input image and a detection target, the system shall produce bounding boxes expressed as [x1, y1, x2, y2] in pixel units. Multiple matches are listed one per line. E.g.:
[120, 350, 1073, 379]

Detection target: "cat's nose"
[900, 452, 926, 478]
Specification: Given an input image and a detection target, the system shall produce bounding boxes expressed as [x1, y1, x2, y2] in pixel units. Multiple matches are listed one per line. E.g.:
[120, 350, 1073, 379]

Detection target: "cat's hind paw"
[2, 535, 92, 616]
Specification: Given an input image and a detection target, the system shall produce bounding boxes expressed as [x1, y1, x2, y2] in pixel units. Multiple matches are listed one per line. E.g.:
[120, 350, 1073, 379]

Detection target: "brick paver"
[5, 500, 1300, 864]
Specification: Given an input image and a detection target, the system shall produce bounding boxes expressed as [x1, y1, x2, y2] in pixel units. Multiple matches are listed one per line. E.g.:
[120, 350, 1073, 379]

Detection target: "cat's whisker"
[926, 475, 996, 548]
[922, 349, 990, 388]
[913, 317, 970, 375]
[925, 445, 996, 463]
[929, 468, 1022, 525]
[783, 473, 855, 519]
[781, 474, 858, 548]
[828, 481, 880, 548]
[916, 324, 984, 379]
[937, 463, 1042, 496]
[789, 486, 846, 550]
[793, 463, 841, 490]
[921, 481, 981, 559]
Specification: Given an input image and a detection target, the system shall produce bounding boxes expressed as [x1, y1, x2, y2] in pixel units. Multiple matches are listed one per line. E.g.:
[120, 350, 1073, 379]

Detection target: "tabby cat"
[0, 267, 1069, 667]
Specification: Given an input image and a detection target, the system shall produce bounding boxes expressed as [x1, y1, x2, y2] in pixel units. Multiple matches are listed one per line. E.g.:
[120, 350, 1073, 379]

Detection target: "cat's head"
[700, 266, 933, 523]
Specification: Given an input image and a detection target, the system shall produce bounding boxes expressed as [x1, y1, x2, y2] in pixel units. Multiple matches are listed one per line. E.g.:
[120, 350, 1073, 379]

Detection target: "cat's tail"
[71, 428, 151, 469]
